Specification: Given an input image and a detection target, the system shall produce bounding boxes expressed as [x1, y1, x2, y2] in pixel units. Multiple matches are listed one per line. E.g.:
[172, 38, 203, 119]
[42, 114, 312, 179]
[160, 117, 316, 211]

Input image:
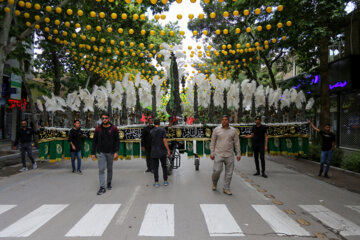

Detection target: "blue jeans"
[320, 150, 333, 175]
[71, 151, 82, 171]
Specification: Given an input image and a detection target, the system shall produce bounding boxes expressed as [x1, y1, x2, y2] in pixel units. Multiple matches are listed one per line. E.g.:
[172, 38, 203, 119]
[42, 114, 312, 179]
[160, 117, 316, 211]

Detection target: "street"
[0, 154, 359, 240]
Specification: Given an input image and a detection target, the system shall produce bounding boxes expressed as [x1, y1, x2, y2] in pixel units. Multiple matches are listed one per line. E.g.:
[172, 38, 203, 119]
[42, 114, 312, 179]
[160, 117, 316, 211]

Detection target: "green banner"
[39, 142, 49, 160]
[49, 140, 63, 162]
[81, 139, 92, 159]
[280, 138, 288, 155]
[141, 147, 146, 159]
[247, 139, 253, 157]
[196, 141, 204, 156]
[186, 141, 194, 158]
[269, 138, 281, 155]
[298, 137, 309, 156]
[204, 141, 211, 156]
[133, 142, 140, 158]
[125, 142, 133, 160]
[119, 142, 126, 160]
[240, 138, 247, 156]
[63, 141, 71, 160]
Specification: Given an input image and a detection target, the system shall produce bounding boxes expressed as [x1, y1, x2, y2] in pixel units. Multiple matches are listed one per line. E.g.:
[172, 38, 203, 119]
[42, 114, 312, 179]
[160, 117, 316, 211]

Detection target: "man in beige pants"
[210, 115, 241, 195]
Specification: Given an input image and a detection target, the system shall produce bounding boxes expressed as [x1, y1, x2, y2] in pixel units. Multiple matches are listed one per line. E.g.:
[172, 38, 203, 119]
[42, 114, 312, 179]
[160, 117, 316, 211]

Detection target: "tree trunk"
[194, 84, 199, 121]
[237, 86, 243, 123]
[51, 50, 61, 96]
[151, 85, 156, 118]
[319, 37, 330, 129]
[209, 87, 214, 123]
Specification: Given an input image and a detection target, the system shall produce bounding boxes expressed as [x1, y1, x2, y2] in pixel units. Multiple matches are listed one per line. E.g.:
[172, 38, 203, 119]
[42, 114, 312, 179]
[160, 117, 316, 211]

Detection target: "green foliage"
[342, 152, 360, 173]
[331, 148, 344, 167]
[308, 143, 321, 162]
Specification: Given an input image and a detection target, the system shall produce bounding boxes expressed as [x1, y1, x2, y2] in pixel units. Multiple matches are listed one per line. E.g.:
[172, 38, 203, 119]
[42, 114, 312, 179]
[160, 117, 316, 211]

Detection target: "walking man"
[150, 118, 171, 188]
[210, 115, 241, 195]
[13, 120, 37, 171]
[245, 116, 268, 178]
[91, 113, 119, 195]
[308, 120, 336, 178]
[141, 116, 153, 173]
[68, 120, 83, 174]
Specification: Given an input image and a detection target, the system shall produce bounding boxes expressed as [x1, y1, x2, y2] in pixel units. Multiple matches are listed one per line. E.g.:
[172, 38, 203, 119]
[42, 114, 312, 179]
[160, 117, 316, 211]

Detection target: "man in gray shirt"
[210, 115, 241, 195]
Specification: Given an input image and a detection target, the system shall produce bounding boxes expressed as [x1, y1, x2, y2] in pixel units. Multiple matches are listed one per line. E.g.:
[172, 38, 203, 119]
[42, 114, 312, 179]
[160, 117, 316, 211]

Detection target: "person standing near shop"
[68, 120, 83, 174]
[141, 116, 153, 173]
[245, 116, 268, 178]
[210, 115, 241, 195]
[150, 118, 171, 188]
[91, 113, 119, 195]
[308, 120, 336, 178]
[13, 120, 37, 172]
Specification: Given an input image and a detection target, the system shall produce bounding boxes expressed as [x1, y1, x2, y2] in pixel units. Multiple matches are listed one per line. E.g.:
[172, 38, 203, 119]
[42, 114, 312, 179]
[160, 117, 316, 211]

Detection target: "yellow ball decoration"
[170, 31, 174, 36]
[223, 29, 229, 34]
[96, 26, 101, 31]
[233, 10, 239, 16]
[18, 1, 25, 7]
[110, 40, 115, 45]
[188, 13, 194, 19]
[125, 0, 131, 3]
[53, 29, 58, 34]
[243, 9, 249, 16]
[161, 0, 168, 3]
[190, 0, 196, 3]
[107, 27, 113, 32]
[223, 11, 229, 18]
[23, 12, 30, 18]
[235, 28, 241, 34]
[177, 14, 182, 19]
[199, 13, 204, 19]
[4, 7, 10, 13]
[204, 0, 210, 3]
[15, 10, 21, 16]
[277, 5, 284, 11]
[266, 6, 272, 13]
[141, 29, 146, 35]
[45, 6, 52, 12]
[99, 12, 105, 18]
[236, 43, 241, 48]
[176, 0, 182, 3]
[90, 11, 96, 17]
[118, 28, 124, 33]
[210, 12, 216, 18]
[203, 30, 208, 35]
[254, 8, 261, 14]
[161, 14, 166, 20]
[72, 33, 77, 38]
[277, 22, 283, 28]
[246, 27, 251, 33]
[266, 24, 271, 30]
[129, 29, 134, 34]
[227, 44, 232, 49]
[133, 14, 139, 20]
[44, 27, 50, 32]
[77, 10, 83, 16]
[264, 40, 269, 45]
[55, 7, 62, 14]
[272, 38, 277, 43]
[25, 2, 31, 8]
[257, 26, 262, 31]
[282, 36, 287, 40]
[67, 9, 73, 15]
[286, 21, 292, 27]
[150, 30, 155, 35]
[34, 3, 41, 10]
[215, 29, 220, 35]
[91, 37, 96, 42]
[180, 30, 184, 35]
[121, 13, 127, 19]
[160, 30, 165, 35]
[140, 14, 146, 20]
[54, 20, 61, 25]
[150, 0, 157, 4]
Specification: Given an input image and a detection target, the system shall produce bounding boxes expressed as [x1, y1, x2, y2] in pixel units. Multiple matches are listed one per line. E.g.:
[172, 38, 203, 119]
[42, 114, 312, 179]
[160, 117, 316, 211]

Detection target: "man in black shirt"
[141, 116, 153, 173]
[150, 118, 171, 188]
[245, 116, 268, 178]
[309, 120, 336, 178]
[91, 113, 119, 195]
[68, 120, 83, 174]
[13, 120, 37, 172]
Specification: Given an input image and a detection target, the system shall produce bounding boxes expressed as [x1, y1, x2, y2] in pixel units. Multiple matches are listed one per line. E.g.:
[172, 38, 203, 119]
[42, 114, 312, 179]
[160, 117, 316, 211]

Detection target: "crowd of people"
[13, 114, 336, 196]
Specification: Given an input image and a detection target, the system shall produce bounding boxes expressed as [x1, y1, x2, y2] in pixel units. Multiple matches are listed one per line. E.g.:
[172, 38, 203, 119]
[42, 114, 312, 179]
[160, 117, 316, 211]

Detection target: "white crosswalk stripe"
[65, 204, 121, 237]
[252, 205, 311, 236]
[346, 205, 360, 215]
[200, 204, 244, 237]
[300, 205, 360, 237]
[138, 204, 175, 237]
[0, 204, 68, 237]
[0, 205, 16, 215]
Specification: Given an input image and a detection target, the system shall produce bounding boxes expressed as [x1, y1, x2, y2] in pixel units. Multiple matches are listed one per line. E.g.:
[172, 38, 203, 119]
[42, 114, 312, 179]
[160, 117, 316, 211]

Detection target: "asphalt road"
[0, 154, 359, 240]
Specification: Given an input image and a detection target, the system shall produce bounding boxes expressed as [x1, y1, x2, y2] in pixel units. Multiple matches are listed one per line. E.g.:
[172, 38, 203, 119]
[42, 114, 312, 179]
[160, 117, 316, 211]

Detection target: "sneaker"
[19, 167, 28, 172]
[72, 169, 76, 173]
[145, 169, 151, 173]
[164, 181, 169, 186]
[107, 183, 112, 190]
[97, 187, 106, 195]
[154, 182, 159, 188]
[253, 172, 260, 176]
[77, 170, 83, 175]
[318, 171, 323, 176]
[33, 163, 37, 169]
[262, 173, 268, 178]
[212, 183, 217, 191]
[223, 189, 233, 195]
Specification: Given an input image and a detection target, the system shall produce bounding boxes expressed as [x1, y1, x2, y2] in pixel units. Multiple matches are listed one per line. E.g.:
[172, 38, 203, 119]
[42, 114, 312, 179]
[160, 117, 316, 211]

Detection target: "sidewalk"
[267, 154, 360, 193]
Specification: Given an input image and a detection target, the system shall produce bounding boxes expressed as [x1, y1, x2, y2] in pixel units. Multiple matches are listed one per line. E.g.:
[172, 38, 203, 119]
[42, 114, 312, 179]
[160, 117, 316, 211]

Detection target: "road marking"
[138, 204, 174, 237]
[0, 204, 68, 237]
[200, 204, 244, 237]
[346, 205, 360, 214]
[0, 205, 16, 215]
[252, 205, 311, 236]
[65, 204, 121, 237]
[116, 185, 141, 225]
[299, 205, 360, 236]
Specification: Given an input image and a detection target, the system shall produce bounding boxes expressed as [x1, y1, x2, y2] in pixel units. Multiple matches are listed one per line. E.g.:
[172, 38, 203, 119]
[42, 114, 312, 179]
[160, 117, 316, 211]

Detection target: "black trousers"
[20, 143, 35, 167]
[145, 147, 152, 170]
[253, 144, 265, 173]
[152, 156, 168, 182]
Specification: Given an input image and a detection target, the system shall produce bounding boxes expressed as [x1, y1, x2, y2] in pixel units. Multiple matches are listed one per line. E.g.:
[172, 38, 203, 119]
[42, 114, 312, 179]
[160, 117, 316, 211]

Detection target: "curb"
[0, 149, 39, 161]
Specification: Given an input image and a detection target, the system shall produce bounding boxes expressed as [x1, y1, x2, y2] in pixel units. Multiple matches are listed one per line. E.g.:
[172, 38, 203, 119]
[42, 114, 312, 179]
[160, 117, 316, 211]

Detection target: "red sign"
[8, 98, 27, 111]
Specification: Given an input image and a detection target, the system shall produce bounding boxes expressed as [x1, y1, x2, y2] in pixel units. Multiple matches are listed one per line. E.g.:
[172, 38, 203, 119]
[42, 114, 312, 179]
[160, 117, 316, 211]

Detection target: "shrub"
[331, 148, 344, 167]
[308, 144, 321, 162]
[342, 152, 360, 173]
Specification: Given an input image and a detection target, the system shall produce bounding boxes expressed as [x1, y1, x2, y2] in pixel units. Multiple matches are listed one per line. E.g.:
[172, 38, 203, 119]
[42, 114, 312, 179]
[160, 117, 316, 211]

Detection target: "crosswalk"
[0, 204, 359, 238]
